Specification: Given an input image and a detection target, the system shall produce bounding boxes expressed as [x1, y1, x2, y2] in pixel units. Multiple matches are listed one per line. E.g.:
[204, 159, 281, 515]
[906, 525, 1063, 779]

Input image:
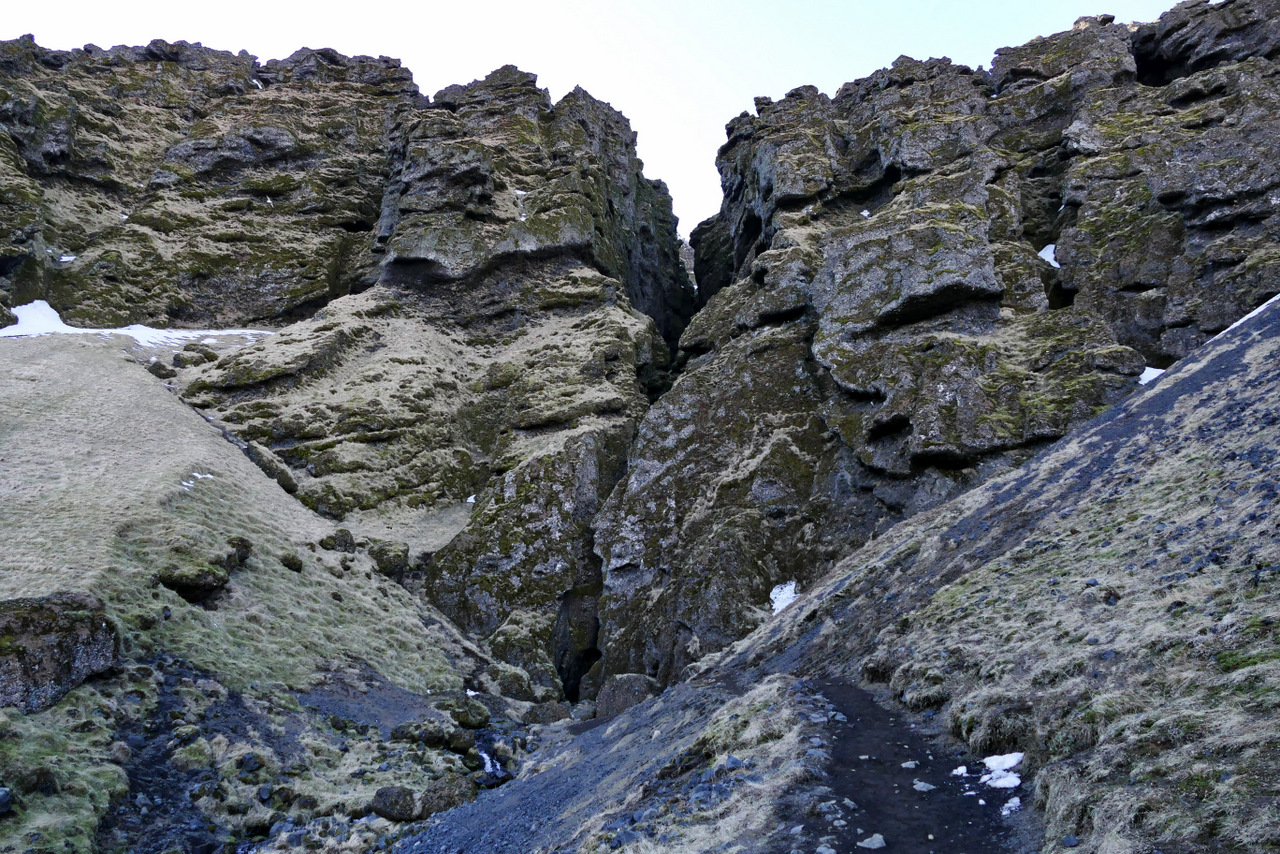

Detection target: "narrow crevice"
[867, 414, 912, 442]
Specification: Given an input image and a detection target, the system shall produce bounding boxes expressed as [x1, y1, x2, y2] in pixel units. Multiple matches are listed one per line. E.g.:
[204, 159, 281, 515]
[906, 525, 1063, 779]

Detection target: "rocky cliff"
[1, 1, 1279, 852]
[597, 0, 1280, 686]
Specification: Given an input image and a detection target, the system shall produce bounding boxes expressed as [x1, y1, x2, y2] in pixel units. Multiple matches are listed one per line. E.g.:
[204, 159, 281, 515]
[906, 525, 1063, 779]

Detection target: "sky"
[5, 0, 1179, 235]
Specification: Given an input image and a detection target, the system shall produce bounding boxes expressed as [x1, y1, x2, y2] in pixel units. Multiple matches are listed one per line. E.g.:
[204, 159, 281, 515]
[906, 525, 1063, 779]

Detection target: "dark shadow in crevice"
[867, 414, 912, 442]
[734, 211, 763, 271]
[1047, 279, 1077, 310]
[755, 305, 808, 327]
[830, 163, 904, 219]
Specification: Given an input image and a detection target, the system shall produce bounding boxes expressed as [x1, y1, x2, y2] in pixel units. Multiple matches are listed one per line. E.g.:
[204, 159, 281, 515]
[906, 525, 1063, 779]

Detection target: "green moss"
[1216, 650, 1280, 673]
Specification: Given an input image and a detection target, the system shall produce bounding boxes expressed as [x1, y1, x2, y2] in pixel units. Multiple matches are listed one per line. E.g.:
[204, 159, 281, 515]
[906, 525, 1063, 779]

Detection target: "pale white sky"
[7, 0, 1178, 234]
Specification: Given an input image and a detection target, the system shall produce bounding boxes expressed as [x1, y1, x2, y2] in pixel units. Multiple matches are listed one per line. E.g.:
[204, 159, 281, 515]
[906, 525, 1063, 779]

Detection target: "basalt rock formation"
[595, 0, 1280, 687]
[2, 1, 1280, 853]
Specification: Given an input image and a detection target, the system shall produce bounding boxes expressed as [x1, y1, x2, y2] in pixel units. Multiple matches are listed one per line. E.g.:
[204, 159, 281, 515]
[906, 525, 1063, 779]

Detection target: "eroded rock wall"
[0, 37, 416, 327]
[177, 66, 695, 702]
[595, 0, 1280, 685]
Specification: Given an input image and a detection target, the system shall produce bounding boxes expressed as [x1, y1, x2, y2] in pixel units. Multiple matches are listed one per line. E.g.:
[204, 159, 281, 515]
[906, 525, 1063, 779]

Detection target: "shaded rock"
[146, 360, 177, 379]
[595, 673, 661, 719]
[370, 785, 419, 822]
[318, 528, 356, 553]
[368, 539, 409, 577]
[523, 701, 572, 725]
[0, 592, 116, 713]
[434, 694, 490, 730]
[370, 775, 476, 822]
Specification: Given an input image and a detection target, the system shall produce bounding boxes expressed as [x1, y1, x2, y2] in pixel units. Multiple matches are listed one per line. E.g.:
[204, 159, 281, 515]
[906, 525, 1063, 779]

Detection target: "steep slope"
[0, 332, 502, 854]
[595, 0, 1280, 687]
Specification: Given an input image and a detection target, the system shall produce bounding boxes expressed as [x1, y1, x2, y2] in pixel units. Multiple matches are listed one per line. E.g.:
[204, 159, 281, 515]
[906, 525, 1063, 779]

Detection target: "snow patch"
[1038, 244, 1061, 268]
[770, 580, 798, 614]
[58, 254, 76, 263]
[980, 752, 1024, 789]
[860, 209, 871, 218]
[479, 749, 498, 775]
[1138, 366, 1165, 385]
[951, 765, 968, 777]
[252, 79, 263, 89]
[465, 494, 476, 504]
[1001, 796, 1022, 816]
[0, 300, 271, 348]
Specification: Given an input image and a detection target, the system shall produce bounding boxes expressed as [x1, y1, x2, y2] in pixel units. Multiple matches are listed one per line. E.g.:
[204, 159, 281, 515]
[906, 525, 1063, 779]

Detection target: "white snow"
[1038, 244, 1061, 268]
[951, 765, 968, 776]
[1001, 796, 1022, 816]
[465, 494, 476, 504]
[466, 688, 479, 696]
[983, 753, 1024, 772]
[860, 209, 871, 218]
[980, 752, 1024, 789]
[1138, 366, 1166, 385]
[191, 472, 214, 480]
[770, 580, 798, 614]
[479, 749, 498, 775]
[252, 79, 263, 89]
[58, 254, 76, 263]
[120, 214, 129, 221]
[1, 300, 271, 348]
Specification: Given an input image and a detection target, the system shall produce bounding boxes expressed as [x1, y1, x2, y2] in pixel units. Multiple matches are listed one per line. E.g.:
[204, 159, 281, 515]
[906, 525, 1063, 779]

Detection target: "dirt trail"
[777, 679, 1039, 854]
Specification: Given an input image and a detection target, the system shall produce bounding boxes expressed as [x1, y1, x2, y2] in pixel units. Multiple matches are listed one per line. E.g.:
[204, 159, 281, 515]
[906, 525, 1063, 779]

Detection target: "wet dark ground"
[776, 679, 1037, 854]
[95, 657, 299, 854]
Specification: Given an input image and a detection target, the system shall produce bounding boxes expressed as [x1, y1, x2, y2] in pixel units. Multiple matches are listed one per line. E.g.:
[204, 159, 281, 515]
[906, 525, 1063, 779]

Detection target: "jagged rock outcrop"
[178, 66, 694, 701]
[0, 36, 415, 327]
[595, 0, 1280, 685]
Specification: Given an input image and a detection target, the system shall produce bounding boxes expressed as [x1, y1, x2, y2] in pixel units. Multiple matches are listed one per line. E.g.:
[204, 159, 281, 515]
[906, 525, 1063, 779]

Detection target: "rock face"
[0, 593, 115, 713]
[178, 65, 694, 701]
[594, 1, 1280, 685]
[0, 37, 414, 328]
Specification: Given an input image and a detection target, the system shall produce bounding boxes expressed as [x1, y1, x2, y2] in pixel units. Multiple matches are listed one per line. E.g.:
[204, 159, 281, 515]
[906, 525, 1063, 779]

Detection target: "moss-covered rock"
[0, 593, 115, 713]
[597, 3, 1277, 687]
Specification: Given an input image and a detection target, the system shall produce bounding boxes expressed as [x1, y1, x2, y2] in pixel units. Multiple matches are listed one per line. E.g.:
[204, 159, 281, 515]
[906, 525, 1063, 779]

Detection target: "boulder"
[0, 593, 116, 713]
[368, 539, 410, 578]
[370, 775, 476, 822]
[595, 673, 661, 719]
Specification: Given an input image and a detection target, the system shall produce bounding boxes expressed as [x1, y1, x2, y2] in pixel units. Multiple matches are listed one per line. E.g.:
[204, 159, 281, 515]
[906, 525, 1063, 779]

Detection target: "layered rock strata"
[178, 66, 694, 702]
